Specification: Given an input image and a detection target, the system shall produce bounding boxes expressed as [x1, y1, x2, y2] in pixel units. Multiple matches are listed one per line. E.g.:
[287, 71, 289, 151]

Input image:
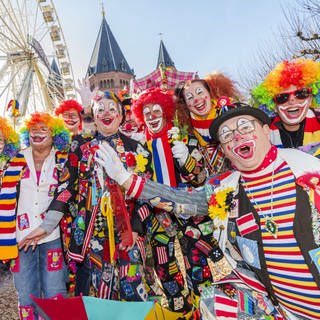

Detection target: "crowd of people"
[0, 58, 320, 320]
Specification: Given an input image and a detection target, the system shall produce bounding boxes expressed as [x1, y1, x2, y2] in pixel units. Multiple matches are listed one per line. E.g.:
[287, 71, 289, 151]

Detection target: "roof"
[156, 40, 175, 69]
[86, 16, 134, 76]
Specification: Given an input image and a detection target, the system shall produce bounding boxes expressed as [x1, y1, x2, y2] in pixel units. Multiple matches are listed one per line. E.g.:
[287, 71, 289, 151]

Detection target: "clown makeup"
[61, 108, 80, 134]
[143, 103, 165, 134]
[0, 131, 5, 154]
[275, 85, 312, 130]
[219, 115, 271, 171]
[29, 122, 53, 150]
[183, 81, 211, 118]
[93, 98, 122, 136]
[120, 110, 139, 137]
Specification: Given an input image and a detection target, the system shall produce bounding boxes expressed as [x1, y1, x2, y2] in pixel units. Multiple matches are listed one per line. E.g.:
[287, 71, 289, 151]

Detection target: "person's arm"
[96, 142, 208, 217]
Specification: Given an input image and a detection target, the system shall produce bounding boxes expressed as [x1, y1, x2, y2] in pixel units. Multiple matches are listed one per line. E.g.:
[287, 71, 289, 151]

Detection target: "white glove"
[171, 140, 189, 166]
[75, 78, 97, 109]
[95, 142, 131, 185]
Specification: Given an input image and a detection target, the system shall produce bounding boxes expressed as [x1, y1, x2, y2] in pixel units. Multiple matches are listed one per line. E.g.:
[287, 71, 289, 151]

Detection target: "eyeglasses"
[218, 120, 256, 144]
[273, 88, 312, 105]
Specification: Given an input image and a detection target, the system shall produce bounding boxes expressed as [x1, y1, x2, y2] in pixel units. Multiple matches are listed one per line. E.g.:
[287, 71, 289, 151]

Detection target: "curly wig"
[55, 99, 83, 116]
[0, 117, 20, 163]
[252, 58, 320, 112]
[20, 112, 71, 152]
[132, 87, 176, 126]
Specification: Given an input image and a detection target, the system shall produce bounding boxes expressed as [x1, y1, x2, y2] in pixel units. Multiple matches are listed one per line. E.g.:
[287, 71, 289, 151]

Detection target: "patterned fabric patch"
[309, 247, 320, 273]
[17, 213, 29, 231]
[48, 184, 58, 197]
[154, 233, 170, 245]
[185, 226, 201, 239]
[192, 266, 203, 281]
[21, 167, 30, 179]
[47, 248, 63, 271]
[10, 256, 20, 273]
[168, 261, 178, 275]
[56, 189, 72, 202]
[149, 197, 173, 212]
[155, 265, 166, 281]
[198, 221, 213, 236]
[173, 296, 184, 311]
[59, 167, 70, 182]
[136, 283, 148, 301]
[202, 265, 211, 279]
[229, 199, 239, 218]
[137, 204, 150, 221]
[174, 272, 184, 287]
[227, 221, 237, 244]
[236, 236, 261, 269]
[168, 241, 174, 257]
[74, 228, 84, 246]
[215, 294, 238, 319]
[163, 281, 179, 296]
[120, 280, 134, 297]
[156, 246, 168, 264]
[19, 306, 34, 320]
[69, 153, 79, 167]
[236, 212, 259, 236]
[52, 167, 58, 180]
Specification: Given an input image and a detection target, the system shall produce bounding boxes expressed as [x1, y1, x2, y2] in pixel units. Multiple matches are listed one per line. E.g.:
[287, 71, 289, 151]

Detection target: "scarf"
[146, 123, 177, 187]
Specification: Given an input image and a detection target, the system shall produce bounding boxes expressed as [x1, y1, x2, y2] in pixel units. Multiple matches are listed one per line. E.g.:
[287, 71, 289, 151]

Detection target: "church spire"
[156, 38, 175, 69]
[86, 12, 133, 77]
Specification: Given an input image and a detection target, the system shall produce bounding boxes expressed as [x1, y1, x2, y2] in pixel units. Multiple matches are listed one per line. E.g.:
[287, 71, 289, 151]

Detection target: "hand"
[119, 232, 138, 252]
[95, 142, 131, 185]
[172, 140, 189, 166]
[75, 78, 97, 108]
[18, 227, 47, 251]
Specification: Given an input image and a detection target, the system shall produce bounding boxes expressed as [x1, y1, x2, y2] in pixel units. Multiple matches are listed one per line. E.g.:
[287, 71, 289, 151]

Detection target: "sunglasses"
[273, 87, 312, 105]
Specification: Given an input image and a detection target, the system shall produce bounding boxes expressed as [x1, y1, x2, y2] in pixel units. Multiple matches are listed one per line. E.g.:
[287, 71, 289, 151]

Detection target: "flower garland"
[208, 187, 234, 221]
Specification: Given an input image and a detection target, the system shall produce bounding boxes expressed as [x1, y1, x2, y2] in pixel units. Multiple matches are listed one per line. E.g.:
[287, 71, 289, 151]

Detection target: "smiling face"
[120, 110, 139, 137]
[29, 122, 53, 151]
[61, 108, 81, 134]
[143, 103, 166, 134]
[93, 98, 122, 136]
[275, 85, 312, 130]
[218, 115, 271, 171]
[183, 81, 212, 118]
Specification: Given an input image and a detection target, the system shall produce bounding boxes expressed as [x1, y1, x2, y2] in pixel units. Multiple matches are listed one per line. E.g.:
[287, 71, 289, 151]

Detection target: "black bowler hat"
[209, 102, 271, 142]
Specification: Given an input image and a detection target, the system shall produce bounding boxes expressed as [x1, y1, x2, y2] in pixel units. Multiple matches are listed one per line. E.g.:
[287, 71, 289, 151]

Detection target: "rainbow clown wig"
[20, 112, 71, 152]
[0, 117, 20, 163]
[252, 58, 320, 113]
[132, 87, 175, 126]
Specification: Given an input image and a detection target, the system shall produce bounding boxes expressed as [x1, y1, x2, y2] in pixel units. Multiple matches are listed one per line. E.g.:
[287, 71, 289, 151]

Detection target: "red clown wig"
[132, 87, 176, 126]
[55, 99, 83, 116]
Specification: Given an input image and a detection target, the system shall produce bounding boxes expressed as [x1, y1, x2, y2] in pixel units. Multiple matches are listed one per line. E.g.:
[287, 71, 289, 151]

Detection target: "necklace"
[240, 163, 278, 238]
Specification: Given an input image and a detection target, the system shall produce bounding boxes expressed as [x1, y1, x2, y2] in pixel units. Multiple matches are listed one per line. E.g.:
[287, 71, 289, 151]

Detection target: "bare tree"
[239, 0, 320, 94]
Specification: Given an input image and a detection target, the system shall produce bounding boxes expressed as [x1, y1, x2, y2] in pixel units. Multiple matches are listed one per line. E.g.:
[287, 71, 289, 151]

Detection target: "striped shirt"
[242, 159, 320, 319]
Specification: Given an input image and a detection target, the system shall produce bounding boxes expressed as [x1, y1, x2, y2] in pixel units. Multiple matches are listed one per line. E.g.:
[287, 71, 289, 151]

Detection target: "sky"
[53, 0, 289, 91]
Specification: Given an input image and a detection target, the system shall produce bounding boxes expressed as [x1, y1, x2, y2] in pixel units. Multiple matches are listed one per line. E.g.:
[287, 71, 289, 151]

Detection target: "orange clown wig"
[20, 112, 71, 151]
[252, 58, 320, 112]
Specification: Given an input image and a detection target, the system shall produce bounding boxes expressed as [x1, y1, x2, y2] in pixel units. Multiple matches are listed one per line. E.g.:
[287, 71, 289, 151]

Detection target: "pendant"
[265, 217, 278, 238]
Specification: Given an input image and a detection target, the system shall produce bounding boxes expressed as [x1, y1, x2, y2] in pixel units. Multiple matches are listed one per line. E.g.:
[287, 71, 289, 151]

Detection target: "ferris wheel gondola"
[0, 0, 76, 119]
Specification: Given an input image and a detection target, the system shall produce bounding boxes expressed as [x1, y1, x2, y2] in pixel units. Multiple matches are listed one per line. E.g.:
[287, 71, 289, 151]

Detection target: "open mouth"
[65, 120, 78, 126]
[101, 117, 114, 126]
[194, 100, 207, 113]
[283, 107, 303, 119]
[147, 119, 161, 131]
[233, 140, 255, 159]
[30, 135, 46, 143]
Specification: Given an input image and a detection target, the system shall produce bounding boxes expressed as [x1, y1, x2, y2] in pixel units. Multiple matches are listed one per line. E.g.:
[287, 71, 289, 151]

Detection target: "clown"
[252, 58, 320, 154]
[175, 73, 240, 175]
[132, 87, 211, 313]
[0, 112, 70, 320]
[94, 102, 320, 319]
[19, 91, 155, 303]
[55, 99, 83, 136]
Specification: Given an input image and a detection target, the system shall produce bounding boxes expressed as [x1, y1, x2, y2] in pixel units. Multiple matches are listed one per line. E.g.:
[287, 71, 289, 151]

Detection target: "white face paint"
[275, 85, 312, 127]
[143, 103, 166, 134]
[0, 131, 5, 154]
[219, 115, 271, 171]
[183, 81, 211, 118]
[61, 108, 81, 134]
[29, 122, 53, 150]
[93, 98, 122, 136]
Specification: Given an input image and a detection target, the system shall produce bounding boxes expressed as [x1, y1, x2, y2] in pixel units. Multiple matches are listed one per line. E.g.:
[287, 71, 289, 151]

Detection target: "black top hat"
[209, 102, 271, 142]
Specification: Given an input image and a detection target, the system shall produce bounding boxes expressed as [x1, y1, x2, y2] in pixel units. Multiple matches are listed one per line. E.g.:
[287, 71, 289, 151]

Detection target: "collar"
[146, 123, 172, 140]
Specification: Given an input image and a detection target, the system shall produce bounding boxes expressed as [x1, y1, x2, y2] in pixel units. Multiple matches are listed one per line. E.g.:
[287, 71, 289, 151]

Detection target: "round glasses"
[273, 88, 312, 105]
[218, 120, 256, 144]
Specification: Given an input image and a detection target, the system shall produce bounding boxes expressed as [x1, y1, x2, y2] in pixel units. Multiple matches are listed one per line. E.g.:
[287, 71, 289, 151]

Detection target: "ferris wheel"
[0, 0, 76, 118]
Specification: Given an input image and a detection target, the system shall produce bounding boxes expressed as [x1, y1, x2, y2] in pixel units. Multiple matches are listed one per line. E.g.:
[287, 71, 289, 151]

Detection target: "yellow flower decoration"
[134, 153, 148, 173]
[208, 187, 234, 221]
